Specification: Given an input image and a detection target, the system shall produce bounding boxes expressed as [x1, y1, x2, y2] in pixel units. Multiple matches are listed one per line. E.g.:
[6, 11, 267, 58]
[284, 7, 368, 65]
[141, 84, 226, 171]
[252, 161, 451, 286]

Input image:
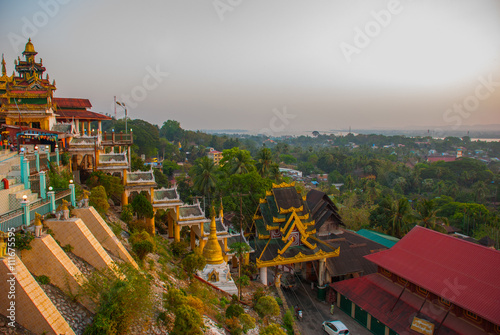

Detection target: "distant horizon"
[1, 1, 499, 131]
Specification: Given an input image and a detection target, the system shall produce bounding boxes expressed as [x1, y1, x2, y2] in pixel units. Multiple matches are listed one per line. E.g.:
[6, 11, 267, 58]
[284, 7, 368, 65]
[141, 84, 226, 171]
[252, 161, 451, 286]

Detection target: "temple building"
[331, 226, 500, 335]
[251, 182, 340, 288]
[198, 212, 238, 295]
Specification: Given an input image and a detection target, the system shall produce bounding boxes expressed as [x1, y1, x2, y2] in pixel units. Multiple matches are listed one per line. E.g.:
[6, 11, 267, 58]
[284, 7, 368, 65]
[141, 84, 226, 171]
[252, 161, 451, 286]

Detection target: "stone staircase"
[0, 150, 39, 214]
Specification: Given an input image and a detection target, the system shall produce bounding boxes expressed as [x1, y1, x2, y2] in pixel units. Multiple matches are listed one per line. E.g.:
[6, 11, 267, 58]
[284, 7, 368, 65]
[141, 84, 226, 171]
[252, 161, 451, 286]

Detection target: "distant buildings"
[207, 147, 222, 165]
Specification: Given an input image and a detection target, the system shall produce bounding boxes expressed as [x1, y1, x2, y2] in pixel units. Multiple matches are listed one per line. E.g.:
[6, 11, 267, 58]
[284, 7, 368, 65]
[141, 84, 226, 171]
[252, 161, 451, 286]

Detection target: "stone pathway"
[40, 283, 93, 335]
[67, 251, 95, 278]
[0, 314, 34, 335]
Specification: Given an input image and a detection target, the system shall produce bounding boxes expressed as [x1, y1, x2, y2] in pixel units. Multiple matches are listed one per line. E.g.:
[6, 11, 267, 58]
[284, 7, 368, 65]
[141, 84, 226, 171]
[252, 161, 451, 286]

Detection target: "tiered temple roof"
[152, 187, 183, 208]
[253, 182, 339, 268]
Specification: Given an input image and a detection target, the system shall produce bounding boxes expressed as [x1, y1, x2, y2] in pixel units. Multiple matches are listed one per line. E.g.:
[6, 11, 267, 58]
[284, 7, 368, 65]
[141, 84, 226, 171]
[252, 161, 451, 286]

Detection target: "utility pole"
[235, 193, 249, 300]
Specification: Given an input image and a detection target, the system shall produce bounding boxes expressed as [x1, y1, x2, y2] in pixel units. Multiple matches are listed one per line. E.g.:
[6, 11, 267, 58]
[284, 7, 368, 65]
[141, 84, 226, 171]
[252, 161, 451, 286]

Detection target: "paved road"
[282, 279, 372, 335]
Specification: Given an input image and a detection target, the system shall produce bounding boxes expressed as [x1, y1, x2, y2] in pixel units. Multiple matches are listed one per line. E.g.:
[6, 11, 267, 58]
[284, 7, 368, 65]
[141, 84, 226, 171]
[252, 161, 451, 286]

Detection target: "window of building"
[463, 310, 481, 324]
[439, 297, 451, 307]
[380, 268, 392, 278]
[397, 276, 408, 286]
[416, 286, 428, 296]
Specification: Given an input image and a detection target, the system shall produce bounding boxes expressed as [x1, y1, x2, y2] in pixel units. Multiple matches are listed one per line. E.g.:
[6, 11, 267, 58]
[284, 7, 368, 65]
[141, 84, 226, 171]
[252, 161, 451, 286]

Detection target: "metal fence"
[0, 190, 71, 232]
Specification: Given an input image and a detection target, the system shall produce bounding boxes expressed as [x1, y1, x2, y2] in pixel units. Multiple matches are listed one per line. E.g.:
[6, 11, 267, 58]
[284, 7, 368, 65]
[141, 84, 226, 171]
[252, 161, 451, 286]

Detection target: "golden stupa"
[202, 213, 224, 265]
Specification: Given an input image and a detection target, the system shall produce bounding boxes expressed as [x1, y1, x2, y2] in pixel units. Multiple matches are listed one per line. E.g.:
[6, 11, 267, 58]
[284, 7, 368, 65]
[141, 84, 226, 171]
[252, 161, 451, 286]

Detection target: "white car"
[322, 320, 349, 335]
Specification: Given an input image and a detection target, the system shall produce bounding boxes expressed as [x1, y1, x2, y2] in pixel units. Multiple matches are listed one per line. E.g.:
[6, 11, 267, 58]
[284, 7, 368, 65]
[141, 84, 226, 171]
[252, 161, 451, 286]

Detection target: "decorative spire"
[203, 208, 224, 265]
[1, 54, 6, 76]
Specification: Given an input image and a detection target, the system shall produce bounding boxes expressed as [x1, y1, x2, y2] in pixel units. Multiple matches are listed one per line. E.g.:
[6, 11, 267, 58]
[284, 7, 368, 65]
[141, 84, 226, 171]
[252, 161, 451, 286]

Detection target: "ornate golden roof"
[202, 214, 224, 265]
[24, 38, 36, 54]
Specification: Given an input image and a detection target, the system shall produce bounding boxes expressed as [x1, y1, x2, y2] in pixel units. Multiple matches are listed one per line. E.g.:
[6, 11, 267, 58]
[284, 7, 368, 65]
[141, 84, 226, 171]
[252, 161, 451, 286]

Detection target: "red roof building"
[331, 226, 500, 335]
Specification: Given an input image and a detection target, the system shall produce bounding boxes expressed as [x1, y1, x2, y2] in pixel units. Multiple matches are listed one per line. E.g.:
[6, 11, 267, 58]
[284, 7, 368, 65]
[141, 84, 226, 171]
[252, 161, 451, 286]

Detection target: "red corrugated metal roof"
[331, 274, 485, 335]
[55, 109, 111, 121]
[364, 226, 500, 325]
[53, 97, 92, 108]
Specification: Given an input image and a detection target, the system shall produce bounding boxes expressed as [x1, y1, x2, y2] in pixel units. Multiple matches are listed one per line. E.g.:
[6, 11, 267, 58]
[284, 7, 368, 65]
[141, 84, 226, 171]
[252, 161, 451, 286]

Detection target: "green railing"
[0, 190, 71, 232]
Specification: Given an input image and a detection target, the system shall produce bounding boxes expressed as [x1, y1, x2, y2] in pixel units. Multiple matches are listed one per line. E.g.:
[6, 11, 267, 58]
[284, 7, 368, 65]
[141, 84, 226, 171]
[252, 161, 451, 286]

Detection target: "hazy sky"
[1, 0, 499, 133]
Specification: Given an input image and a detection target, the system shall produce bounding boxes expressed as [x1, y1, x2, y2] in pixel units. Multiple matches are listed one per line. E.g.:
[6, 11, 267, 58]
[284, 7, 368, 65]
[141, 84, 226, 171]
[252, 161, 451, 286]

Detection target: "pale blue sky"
[1, 0, 499, 132]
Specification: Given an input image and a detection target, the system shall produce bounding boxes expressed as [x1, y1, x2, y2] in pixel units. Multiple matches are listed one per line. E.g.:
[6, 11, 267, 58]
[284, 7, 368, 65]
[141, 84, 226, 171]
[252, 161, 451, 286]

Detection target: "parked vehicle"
[322, 320, 349, 335]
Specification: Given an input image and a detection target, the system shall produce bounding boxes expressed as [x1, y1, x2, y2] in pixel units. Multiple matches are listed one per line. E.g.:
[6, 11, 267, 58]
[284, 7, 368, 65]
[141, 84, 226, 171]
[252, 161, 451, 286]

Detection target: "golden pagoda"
[198, 208, 238, 295]
[203, 214, 224, 265]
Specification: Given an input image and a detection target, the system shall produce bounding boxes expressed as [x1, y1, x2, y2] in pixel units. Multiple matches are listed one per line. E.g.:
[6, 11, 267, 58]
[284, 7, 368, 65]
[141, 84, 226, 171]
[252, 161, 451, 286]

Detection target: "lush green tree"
[220, 148, 255, 175]
[414, 198, 447, 231]
[230, 242, 252, 299]
[181, 248, 206, 278]
[164, 287, 187, 312]
[190, 156, 218, 206]
[163, 160, 180, 177]
[131, 193, 154, 219]
[256, 148, 274, 177]
[254, 296, 280, 320]
[226, 303, 244, 318]
[279, 154, 297, 165]
[86, 171, 124, 199]
[90, 186, 109, 214]
[160, 120, 184, 142]
[129, 231, 156, 262]
[120, 204, 133, 223]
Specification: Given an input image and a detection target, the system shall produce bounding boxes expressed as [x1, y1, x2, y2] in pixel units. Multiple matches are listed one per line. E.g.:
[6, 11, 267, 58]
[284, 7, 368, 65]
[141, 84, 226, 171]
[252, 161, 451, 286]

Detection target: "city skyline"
[1, 0, 499, 133]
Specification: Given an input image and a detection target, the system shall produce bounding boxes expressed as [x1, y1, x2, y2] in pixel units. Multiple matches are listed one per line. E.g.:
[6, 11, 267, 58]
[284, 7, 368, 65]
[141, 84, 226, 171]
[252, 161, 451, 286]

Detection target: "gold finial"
[83, 189, 90, 199]
[34, 213, 43, 226]
[1, 54, 6, 76]
[61, 199, 69, 211]
[202, 208, 224, 265]
[0, 231, 7, 258]
[24, 38, 35, 54]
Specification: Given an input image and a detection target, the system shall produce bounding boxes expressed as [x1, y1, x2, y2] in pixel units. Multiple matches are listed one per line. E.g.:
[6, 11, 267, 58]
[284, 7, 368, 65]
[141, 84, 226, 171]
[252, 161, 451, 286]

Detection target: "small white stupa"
[198, 213, 238, 295]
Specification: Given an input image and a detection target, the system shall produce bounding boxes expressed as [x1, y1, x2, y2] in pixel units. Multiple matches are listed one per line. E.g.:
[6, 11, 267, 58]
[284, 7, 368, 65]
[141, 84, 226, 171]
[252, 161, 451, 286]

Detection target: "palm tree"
[414, 198, 447, 231]
[191, 156, 218, 205]
[256, 148, 273, 178]
[230, 150, 253, 175]
[389, 198, 413, 238]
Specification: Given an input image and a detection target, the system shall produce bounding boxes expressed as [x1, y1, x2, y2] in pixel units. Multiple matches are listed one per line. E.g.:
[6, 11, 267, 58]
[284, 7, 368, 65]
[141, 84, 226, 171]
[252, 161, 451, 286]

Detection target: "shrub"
[226, 317, 243, 335]
[128, 219, 151, 234]
[130, 231, 156, 262]
[62, 244, 74, 253]
[171, 305, 204, 335]
[36, 275, 50, 285]
[283, 308, 294, 335]
[89, 185, 109, 214]
[254, 296, 280, 319]
[252, 287, 266, 306]
[120, 204, 133, 224]
[164, 287, 187, 312]
[170, 240, 188, 257]
[275, 297, 283, 306]
[225, 303, 244, 319]
[259, 324, 286, 335]
[187, 295, 205, 313]
[240, 313, 256, 333]
[82, 264, 152, 335]
[181, 248, 206, 278]
[14, 232, 34, 251]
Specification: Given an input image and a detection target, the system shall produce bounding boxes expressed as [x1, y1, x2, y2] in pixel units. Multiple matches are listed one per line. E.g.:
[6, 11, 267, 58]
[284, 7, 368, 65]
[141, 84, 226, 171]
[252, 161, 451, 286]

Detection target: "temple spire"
[1, 54, 6, 76]
[203, 208, 224, 265]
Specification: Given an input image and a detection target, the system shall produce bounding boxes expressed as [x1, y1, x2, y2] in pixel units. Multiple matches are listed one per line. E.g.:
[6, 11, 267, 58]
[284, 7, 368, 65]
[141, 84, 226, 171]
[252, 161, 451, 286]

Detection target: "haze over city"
[1, 0, 499, 133]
